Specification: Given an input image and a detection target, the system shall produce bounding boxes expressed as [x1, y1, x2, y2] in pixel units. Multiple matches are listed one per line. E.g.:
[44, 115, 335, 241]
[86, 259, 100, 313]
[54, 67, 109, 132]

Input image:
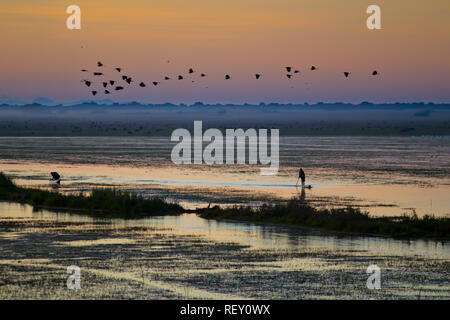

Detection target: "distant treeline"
[0, 102, 449, 136]
[1, 101, 449, 109]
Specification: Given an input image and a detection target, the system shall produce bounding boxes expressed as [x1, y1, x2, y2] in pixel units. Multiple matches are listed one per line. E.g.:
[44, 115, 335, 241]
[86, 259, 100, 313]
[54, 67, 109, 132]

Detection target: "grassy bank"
[0, 172, 183, 218]
[198, 199, 450, 240]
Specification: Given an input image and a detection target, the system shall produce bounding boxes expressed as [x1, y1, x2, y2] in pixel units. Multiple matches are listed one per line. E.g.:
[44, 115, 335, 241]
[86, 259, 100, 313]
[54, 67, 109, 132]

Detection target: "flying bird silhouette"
[109, 80, 115, 85]
[105, 90, 110, 94]
[115, 68, 121, 72]
[200, 73, 206, 77]
[81, 69, 87, 72]
[115, 86, 124, 91]
[286, 67, 292, 72]
[152, 82, 159, 86]
[286, 74, 292, 79]
[103, 82, 108, 88]
[225, 75, 231, 80]
[255, 74, 261, 79]
[372, 70, 378, 75]
[122, 75, 128, 80]
[178, 75, 183, 80]
[91, 91, 97, 96]
[125, 77, 132, 84]
[164, 76, 170, 80]
[311, 66, 317, 71]
[94, 72, 103, 76]
[97, 62, 103, 67]
[344, 72, 351, 78]
[189, 68, 194, 74]
[294, 70, 300, 74]
[139, 82, 146, 87]
[83, 80, 92, 87]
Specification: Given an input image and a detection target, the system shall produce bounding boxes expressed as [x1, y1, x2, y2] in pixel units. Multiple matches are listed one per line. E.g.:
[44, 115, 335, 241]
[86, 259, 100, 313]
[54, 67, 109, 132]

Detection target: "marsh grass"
[199, 198, 450, 240]
[0, 172, 183, 218]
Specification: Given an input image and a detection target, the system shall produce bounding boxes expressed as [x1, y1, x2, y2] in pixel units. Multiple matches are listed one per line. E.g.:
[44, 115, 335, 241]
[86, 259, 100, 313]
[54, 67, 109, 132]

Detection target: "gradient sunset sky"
[1, 0, 449, 104]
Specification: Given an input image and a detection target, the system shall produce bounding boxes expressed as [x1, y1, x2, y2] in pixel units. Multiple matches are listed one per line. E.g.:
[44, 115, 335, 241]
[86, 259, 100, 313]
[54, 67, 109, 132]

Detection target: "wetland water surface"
[0, 136, 449, 216]
[0, 201, 449, 299]
[0, 136, 449, 299]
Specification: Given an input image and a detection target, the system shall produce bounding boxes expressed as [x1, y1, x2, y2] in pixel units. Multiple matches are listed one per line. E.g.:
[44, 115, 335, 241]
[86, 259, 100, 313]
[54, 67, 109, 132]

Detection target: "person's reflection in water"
[296, 185, 306, 203]
[300, 187, 306, 203]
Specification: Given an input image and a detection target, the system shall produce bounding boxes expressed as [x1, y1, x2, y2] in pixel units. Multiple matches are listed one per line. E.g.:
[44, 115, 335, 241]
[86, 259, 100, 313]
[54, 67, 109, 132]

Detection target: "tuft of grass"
[199, 197, 450, 240]
[0, 172, 183, 218]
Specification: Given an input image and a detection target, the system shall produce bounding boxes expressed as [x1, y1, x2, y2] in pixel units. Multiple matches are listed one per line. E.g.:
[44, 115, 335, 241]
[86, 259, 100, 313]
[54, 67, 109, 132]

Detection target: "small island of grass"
[198, 200, 450, 241]
[0, 172, 183, 218]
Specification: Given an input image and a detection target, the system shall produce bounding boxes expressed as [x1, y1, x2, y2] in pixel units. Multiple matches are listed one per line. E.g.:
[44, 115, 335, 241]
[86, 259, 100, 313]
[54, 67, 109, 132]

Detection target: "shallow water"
[1, 200, 449, 299]
[0, 136, 449, 216]
[1, 202, 447, 260]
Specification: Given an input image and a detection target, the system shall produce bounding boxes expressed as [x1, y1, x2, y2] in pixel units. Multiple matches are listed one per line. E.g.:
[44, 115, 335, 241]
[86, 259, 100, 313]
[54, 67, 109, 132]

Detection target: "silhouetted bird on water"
[286, 67, 292, 72]
[115, 86, 124, 91]
[97, 61, 103, 67]
[311, 66, 317, 70]
[94, 72, 103, 76]
[115, 68, 121, 72]
[225, 75, 231, 80]
[91, 91, 97, 96]
[344, 72, 350, 78]
[50, 172, 61, 184]
[372, 70, 378, 75]
[139, 82, 146, 87]
[255, 74, 261, 79]
[83, 80, 92, 87]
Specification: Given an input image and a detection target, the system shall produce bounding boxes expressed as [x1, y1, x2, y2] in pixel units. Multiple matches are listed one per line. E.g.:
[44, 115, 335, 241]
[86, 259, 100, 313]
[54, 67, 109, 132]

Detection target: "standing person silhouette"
[296, 168, 306, 188]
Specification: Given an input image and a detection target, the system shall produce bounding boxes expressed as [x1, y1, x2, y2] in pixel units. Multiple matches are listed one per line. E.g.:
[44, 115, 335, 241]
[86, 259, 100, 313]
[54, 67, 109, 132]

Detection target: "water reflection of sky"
[1, 202, 447, 260]
[0, 136, 449, 216]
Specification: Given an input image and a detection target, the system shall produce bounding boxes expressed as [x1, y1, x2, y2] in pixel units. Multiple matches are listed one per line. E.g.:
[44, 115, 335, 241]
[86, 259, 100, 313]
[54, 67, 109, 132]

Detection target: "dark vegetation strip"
[0, 172, 183, 218]
[198, 200, 450, 241]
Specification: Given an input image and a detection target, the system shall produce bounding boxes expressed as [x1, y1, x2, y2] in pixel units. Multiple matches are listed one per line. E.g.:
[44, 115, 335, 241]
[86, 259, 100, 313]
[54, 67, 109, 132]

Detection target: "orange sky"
[1, 0, 449, 103]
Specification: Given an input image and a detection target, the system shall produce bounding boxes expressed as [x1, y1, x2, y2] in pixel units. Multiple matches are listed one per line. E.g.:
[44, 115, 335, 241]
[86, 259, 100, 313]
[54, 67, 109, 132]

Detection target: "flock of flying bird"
[80, 62, 379, 97]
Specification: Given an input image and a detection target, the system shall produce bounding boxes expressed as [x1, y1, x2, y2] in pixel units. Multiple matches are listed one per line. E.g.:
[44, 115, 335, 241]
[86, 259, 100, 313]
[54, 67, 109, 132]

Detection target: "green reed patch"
[198, 199, 450, 240]
[0, 172, 183, 218]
